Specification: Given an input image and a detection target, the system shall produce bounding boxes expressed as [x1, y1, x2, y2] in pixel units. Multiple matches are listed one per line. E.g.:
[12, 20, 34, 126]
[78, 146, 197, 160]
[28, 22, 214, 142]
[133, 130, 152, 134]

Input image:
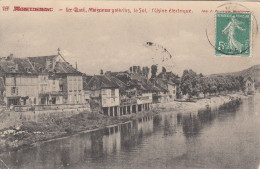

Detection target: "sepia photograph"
[0, 1, 259, 169]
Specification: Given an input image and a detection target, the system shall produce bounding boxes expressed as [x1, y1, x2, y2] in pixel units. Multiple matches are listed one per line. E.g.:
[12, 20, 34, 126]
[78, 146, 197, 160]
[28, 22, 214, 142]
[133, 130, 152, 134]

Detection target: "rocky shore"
[0, 93, 246, 154]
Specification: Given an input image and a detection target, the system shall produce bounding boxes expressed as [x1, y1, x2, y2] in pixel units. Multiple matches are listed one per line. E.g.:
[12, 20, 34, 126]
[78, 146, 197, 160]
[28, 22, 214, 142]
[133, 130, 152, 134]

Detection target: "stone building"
[85, 75, 120, 116]
[0, 51, 86, 107]
[0, 55, 39, 106]
[244, 77, 255, 95]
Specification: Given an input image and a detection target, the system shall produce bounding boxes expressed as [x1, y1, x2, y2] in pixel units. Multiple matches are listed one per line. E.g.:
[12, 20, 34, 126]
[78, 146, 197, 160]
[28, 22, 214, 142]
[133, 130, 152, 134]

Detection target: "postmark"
[215, 12, 251, 57]
[205, 3, 258, 57]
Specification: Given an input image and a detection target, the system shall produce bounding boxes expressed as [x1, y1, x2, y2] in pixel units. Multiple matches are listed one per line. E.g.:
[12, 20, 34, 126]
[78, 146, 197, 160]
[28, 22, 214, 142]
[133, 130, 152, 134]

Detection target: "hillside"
[212, 64, 260, 87]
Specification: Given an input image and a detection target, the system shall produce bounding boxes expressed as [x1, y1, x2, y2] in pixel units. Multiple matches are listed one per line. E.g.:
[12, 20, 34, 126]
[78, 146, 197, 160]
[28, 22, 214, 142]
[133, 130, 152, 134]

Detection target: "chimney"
[75, 62, 78, 70]
[100, 69, 103, 75]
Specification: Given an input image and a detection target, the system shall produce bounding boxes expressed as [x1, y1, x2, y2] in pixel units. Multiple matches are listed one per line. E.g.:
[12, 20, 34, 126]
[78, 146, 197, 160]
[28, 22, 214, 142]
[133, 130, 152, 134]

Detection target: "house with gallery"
[105, 71, 139, 115]
[0, 50, 86, 107]
[103, 67, 155, 115]
[83, 67, 156, 116]
[84, 75, 120, 116]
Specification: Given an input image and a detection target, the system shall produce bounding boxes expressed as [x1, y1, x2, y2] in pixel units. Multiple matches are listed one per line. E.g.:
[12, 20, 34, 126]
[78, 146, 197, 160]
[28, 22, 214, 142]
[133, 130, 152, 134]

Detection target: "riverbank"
[0, 93, 246, 154]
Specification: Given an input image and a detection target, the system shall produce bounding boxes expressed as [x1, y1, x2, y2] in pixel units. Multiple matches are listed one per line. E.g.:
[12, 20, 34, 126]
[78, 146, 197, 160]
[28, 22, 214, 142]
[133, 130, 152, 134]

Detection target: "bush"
[87, 113, 98, 120]
[65, 127, 73, 134]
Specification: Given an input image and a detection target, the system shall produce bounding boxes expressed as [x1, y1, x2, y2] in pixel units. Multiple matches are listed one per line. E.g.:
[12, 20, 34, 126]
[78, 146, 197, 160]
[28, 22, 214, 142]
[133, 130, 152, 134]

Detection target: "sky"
[0, 1, 259, 76]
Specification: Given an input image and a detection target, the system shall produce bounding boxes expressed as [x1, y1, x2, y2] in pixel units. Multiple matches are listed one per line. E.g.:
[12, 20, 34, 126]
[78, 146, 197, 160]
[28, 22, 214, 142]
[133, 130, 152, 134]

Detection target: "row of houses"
[84, 67, 180, 116]
[0, 51, 180, 116]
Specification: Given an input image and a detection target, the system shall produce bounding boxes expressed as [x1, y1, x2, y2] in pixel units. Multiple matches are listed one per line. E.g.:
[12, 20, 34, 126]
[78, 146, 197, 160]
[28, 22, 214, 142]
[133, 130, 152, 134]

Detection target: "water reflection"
[0, 96, 259, 169]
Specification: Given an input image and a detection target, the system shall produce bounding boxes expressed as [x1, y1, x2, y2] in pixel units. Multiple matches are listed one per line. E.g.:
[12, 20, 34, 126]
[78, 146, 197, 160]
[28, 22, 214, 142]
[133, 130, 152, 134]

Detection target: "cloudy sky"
[0, 1, 259, 76]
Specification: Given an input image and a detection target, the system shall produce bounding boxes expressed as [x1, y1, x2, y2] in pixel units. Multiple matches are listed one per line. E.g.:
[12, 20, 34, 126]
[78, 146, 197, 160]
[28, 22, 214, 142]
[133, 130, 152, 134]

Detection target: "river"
[0, 94, 260, 169]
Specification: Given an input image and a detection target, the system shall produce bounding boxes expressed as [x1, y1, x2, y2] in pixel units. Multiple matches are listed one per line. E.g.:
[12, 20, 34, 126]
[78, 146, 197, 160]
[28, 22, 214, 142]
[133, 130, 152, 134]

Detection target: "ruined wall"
[0, 105, 91, 130]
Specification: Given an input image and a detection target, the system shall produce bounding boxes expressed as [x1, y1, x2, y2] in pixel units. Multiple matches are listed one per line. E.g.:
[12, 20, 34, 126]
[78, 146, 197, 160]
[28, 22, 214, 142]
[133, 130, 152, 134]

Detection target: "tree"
[151, 65, 158, 78]
[142, 66, 150, 77]
[130, 67, 133, 72]
[180, 69, 200, 98]
[137, 66, 141, 73]
[236, 76, 245, 92]
[200, 77, 210, 97]
[133, 66, 137, 73]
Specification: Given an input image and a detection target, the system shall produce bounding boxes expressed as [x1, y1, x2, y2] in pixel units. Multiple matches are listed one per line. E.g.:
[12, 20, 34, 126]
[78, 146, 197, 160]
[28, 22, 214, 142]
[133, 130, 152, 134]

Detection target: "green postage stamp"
[215, 12, 251, 57]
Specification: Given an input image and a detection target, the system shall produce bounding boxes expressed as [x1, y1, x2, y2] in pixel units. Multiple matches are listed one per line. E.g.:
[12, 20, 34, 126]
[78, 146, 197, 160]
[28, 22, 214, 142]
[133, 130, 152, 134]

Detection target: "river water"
[0, 95, 260, 169]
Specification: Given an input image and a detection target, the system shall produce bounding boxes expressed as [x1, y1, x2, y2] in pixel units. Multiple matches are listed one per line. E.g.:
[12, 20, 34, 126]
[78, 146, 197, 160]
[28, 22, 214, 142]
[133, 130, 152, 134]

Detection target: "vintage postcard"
[0, 1, 259, 169]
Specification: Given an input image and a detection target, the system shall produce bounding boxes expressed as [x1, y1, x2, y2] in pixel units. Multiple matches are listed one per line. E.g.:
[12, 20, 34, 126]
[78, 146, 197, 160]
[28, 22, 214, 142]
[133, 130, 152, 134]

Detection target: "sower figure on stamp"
[222, 16, 245, 52]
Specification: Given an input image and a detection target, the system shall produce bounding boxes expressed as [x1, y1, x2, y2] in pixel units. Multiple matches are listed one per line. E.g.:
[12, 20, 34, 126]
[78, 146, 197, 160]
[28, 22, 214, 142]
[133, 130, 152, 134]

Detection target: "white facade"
[5, 75, 38, 105]
[168, 83, 177, 99]
[101, 88, 120, 107]
[245, 79, 255, 93]
[37, 75, 64, 105]
[38, 75, 48, 94]
[67, 75, 83, 104]
[48, 79, 60, 93]
[137, 93, 153, 104]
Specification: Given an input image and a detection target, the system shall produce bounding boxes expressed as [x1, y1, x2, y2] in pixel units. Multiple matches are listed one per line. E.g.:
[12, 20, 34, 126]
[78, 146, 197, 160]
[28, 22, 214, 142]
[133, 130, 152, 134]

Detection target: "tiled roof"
[154, 78, 168, 92]
[0, 55, 82, 76]
[83, 74, 93, 90]
[86, 75, 119, 90]
[110, 76, 127, 93]
[0, 57, 37, 74]
[54, 62, 82, 74]
[157, 72, 180, 84]
[28, 55, 56, 66]
[245, 77, 254, 82]
[29, 55, 81, 75]
[28, 55, 57, 73]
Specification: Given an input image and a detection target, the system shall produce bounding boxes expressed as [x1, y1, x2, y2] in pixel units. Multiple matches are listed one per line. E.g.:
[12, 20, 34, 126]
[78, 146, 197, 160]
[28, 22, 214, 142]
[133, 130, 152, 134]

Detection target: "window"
[11, 87, 17, 95]
[111, 89, 115, 96]
[53, 80, 55, 85]
[59, 85, 63, 91]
